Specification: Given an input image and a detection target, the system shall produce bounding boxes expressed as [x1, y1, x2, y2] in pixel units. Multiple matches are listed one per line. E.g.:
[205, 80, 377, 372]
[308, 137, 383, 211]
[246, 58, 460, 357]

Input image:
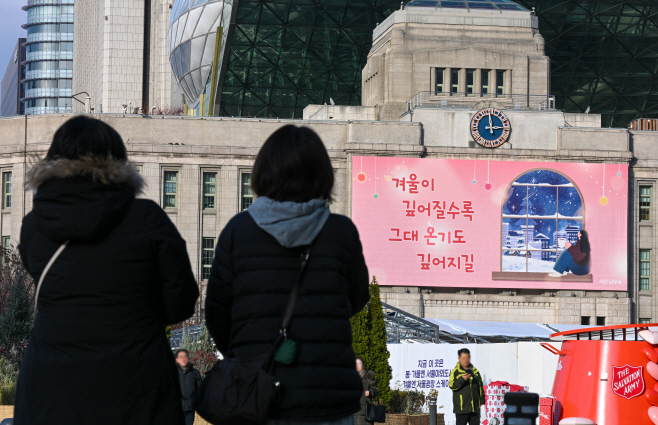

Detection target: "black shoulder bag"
[193, 246, 312, 425]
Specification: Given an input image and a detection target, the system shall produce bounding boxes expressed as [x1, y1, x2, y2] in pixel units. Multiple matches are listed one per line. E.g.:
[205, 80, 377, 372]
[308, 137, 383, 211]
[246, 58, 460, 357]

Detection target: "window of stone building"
[596, 316, 605, 326]
[163, 170, 178, 209]
[435, 68, 445, 93]
[581, 316, 590, 325]
[496, 70, 506, 96]
[640, 318, 652, 324]
[203, 172, 217, 210]
[2, 171, 11, 209]
[496, 169, 584, 279]
[450, 69, 459, 94]
[241, 173, 254, 211]
[481, 69, 490, 95]
[640, 249, 651, 290]
[466, 69, 475, 95]
[640, 186, 651, 221]
[201, 237, 215, 280]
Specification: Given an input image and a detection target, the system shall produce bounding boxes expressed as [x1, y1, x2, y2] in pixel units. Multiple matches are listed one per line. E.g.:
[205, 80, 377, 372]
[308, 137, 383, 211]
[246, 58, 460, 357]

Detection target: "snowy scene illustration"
[502, 170, 583, 273]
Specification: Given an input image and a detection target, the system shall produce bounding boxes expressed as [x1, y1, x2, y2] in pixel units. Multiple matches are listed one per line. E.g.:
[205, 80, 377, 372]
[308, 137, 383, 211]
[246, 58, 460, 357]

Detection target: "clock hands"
[486, 109, 502, 134]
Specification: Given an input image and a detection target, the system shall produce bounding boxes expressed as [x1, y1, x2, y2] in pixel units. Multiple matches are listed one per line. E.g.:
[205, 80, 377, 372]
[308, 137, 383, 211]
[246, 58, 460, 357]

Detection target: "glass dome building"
[513, 0, 658, 127]
[21, 0, 74, 115]
[169, 0, 400, 117]
[168, 0, 228, 110]
[169, 0, 653, 126]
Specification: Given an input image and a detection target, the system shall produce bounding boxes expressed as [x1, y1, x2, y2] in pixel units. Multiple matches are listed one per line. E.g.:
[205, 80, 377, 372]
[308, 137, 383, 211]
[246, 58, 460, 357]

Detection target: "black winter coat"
[354, 370, 378, 425]
[178, 363, 202, 412]
[14, 158, 199, 425]
[205, 211, 370, 422]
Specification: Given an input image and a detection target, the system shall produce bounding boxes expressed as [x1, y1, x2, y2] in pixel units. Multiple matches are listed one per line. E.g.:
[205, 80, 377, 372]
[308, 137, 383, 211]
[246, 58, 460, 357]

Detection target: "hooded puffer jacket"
[14, 158, 199, 425]
[205, 197, 370, 422]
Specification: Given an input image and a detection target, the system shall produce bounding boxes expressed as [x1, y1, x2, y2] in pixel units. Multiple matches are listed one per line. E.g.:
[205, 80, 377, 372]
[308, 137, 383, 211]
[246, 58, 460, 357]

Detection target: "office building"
[1, 39, 26, 117]
[22, 0, 74, 115]
[73, 0, 173, 114]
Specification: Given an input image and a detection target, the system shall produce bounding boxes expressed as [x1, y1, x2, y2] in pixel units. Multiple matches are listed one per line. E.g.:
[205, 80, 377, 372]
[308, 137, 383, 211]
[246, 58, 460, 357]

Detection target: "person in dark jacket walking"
[14, 116, 199, 425]
[176, 349, 203, 425]
[449, 348, 484, 425]
[205, 124, 370, 425]
[354, 357, 378, 425]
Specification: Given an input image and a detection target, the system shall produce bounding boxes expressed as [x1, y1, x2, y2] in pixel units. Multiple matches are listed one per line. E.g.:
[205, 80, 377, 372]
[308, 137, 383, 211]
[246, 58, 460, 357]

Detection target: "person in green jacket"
[448, 348, 484, 425]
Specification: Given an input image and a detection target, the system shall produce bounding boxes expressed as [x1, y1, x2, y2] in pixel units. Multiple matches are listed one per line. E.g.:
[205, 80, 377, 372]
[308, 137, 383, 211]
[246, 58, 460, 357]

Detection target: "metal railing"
[26, 32, 73, 43]
[24, 69, 72, 80]
[406, 91, 556, 113]
[25, 51, 72, 62]
[23, 88, 71, 99]
[25, 106, 71, 115]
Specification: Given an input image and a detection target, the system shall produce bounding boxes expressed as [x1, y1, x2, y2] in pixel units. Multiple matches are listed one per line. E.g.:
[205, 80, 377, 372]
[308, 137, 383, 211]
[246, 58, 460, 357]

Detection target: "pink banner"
[351, 157, 628, 290]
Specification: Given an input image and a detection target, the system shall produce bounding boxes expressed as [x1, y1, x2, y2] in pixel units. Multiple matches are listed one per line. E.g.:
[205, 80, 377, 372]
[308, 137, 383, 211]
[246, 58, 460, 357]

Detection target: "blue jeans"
[554, 249, 590, 275]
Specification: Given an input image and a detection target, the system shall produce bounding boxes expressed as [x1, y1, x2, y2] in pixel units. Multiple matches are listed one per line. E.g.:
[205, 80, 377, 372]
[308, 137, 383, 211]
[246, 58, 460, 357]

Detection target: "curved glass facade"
[513, 0, 658, 127]
[21, 0, 74, 115]
[168, 0, 226, 105]
[215, 0, 402, 119]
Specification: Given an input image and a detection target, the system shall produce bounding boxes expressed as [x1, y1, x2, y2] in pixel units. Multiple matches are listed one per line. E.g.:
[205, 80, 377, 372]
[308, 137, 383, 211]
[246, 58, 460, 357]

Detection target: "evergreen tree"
[350, 297, 370, 364]
[367, 278, 392, 406]
[349, 276, 393, 406]
[0, 273, 32, 346]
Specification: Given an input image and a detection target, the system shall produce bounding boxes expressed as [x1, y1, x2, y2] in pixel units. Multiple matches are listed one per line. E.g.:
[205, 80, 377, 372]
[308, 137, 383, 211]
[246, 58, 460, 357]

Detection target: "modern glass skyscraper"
[22, 0, 74, 115]
[513, 0, 658, 127]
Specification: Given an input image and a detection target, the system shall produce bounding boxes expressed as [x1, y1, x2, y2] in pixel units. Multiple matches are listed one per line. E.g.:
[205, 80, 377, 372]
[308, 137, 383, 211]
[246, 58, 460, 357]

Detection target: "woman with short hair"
[205, 124, 370, 424]
[15, 115, 199, 425]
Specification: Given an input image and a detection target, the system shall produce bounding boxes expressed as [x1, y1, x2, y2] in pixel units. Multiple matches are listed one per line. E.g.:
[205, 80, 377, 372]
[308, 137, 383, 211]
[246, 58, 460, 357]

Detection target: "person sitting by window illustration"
[548, 230, 591, 277]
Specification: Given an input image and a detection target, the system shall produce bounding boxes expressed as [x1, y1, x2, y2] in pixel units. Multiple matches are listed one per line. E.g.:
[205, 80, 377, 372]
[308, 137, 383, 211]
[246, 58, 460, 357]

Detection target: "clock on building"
[470, 108, 511, 148]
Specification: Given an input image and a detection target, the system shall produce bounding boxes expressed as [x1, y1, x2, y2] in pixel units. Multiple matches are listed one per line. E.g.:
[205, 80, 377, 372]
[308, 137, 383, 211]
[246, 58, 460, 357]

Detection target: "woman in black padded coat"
[205, 124, 370, 425]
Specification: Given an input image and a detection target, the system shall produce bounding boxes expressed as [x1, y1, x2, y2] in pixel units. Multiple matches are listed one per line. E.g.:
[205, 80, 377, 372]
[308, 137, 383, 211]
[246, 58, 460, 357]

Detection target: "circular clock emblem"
[470, 108, 511, 148]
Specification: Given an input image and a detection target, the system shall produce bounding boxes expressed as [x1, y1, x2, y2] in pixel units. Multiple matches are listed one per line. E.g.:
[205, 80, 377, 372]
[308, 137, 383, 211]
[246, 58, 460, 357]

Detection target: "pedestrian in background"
[176, 349, 203, 425]
[15, 115, 199, 425]
[205, 124, 370, 425]
[354, 357, 378, 425]
[449, 348, 484, 425]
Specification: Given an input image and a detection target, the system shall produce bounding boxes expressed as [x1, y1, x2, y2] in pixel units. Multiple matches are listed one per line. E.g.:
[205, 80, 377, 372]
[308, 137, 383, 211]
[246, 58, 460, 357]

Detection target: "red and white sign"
[611, 365, 645, 399]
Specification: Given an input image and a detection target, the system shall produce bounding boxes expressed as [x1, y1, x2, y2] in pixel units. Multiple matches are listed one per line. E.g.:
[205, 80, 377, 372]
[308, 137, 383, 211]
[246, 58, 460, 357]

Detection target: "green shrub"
[0, 359, 16, 405]
[388, 387, 427, 415]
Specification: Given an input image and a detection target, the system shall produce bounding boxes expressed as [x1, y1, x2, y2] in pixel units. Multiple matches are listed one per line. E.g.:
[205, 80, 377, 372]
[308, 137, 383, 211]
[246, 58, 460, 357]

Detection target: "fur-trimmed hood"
[27, 158, 143, 243]
[27, 158, 143, 194]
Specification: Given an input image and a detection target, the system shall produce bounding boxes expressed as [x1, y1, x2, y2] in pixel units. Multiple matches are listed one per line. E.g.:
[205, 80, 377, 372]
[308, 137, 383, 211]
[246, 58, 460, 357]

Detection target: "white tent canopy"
[424, 318, 590, 343]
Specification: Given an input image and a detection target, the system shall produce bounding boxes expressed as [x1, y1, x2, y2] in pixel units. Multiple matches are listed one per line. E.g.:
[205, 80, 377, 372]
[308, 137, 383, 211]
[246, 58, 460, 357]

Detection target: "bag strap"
[33, 240, 69, 320]
[278, 245, 312, 340]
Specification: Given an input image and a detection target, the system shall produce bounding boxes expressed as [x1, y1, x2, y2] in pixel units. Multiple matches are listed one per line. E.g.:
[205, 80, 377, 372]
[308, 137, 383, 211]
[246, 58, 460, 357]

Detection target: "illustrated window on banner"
[351, 157, 628, 291]
[501, 169, 583, 274]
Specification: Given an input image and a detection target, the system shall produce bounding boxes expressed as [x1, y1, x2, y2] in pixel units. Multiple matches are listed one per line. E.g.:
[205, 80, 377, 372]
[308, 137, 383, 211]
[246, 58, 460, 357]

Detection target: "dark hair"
[251, 125, 334, 203]
[176, 349, 189, 358]
[458, 348, 470, 357]
[46, 115, 127, 161]
[356, 357, 364, 364]
[579, 229, 590, 253]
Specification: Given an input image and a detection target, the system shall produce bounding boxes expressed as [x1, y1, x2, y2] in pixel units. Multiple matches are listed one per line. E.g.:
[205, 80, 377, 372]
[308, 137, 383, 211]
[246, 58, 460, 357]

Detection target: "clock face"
[470, 108, 511, 148]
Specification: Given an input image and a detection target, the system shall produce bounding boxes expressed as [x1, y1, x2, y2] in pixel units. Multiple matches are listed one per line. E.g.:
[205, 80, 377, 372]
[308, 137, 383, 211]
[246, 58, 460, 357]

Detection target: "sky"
[0, 0, 27, 93]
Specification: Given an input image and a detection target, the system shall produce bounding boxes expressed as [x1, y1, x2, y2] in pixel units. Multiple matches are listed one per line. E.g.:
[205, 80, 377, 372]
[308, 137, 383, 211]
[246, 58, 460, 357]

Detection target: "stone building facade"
[0, 112, 654, 326]
[0, 0, 655, 327]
